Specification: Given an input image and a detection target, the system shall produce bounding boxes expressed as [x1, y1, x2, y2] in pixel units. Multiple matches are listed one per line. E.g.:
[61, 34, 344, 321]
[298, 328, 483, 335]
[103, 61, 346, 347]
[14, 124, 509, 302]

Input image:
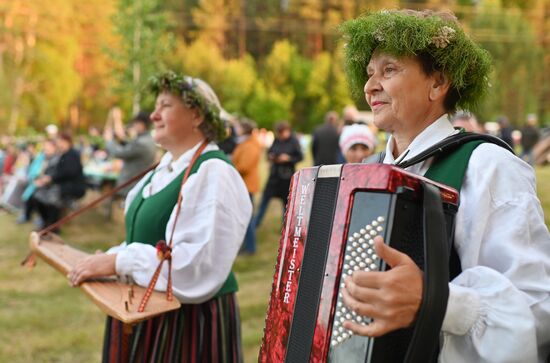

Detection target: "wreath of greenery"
[148, 71, 226, 141]
[340, 10, 493, 111]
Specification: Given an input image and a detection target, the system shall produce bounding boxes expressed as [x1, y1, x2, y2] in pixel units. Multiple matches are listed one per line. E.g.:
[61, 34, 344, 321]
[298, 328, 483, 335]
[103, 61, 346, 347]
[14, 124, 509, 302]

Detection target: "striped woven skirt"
[102, 293, 243, 363]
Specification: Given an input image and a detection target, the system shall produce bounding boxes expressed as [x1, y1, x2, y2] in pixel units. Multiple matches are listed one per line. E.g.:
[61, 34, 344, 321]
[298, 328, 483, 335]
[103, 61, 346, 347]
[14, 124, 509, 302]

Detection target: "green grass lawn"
[0, 166, 548, 363]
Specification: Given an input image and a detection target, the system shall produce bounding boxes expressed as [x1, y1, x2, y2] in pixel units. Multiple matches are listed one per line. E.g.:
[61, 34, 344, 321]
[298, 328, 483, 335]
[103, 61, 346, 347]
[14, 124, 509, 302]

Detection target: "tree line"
[0, 0, 548, 134]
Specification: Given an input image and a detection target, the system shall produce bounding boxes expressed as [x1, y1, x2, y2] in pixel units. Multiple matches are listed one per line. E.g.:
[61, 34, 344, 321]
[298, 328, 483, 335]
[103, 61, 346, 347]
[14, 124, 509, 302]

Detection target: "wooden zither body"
[29, 232, 180, 324]
[259, 163, 459, 363]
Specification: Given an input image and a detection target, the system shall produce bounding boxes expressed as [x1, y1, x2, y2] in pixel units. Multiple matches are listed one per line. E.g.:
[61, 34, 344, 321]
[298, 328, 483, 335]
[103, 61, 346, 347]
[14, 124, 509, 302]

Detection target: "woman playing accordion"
[261, 9, 550, 363]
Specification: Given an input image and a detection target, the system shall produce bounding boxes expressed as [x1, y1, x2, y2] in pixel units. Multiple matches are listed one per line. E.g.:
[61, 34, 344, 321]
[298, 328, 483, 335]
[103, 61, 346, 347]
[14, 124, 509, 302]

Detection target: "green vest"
[125, 150, 239, 298]
[424, 140, 484, 190]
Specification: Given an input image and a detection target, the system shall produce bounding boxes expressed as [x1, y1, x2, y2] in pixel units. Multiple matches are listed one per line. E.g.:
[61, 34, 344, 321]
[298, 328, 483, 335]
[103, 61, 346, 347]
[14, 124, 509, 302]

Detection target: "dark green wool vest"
[125, 150, 239, 298]
[424, 140, 484, 190]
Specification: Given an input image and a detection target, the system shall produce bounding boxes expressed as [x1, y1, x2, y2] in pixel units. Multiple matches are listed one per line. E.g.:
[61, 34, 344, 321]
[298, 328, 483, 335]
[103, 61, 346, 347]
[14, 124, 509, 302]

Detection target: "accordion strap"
[404, 182, 450, 362]
[396, 131, 513, 169]
[364, 131, 513, 168]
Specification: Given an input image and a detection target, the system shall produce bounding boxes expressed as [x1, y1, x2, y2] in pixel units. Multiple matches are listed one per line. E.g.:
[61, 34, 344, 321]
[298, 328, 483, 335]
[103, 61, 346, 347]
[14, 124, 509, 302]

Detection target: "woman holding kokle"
[68, 72, 251, 362]
[340, 10, 550, 362]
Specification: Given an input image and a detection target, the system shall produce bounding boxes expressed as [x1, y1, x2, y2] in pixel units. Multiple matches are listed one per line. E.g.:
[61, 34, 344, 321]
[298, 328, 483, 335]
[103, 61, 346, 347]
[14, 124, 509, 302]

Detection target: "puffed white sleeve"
[114, 159, 252, 303]
[105, 170, 154, 254]
[439, 144, 550, 363]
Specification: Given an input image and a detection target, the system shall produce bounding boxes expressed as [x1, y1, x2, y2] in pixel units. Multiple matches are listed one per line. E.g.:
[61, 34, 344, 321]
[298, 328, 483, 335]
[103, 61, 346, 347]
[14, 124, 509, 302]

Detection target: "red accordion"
[259, 163, 459, 363]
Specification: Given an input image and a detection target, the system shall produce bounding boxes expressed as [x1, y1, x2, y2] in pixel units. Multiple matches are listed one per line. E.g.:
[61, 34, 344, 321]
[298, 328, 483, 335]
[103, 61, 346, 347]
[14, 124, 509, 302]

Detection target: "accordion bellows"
[259, 163, 458, 363]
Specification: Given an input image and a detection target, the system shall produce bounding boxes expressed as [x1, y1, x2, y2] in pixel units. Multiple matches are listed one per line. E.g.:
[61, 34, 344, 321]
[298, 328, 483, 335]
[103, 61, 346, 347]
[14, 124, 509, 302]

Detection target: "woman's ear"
[191, 108, 204, 129]
[429, 71, 451, 102]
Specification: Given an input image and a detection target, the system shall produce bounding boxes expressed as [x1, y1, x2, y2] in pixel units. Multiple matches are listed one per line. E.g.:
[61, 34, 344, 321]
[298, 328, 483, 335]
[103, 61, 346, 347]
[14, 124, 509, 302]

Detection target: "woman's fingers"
[66, 254, 117, 287]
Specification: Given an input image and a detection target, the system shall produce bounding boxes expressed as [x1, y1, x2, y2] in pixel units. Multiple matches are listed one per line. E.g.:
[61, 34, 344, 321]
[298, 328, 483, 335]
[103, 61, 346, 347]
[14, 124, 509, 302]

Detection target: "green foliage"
[1, 0, 548, 133]
[176, 38, 258, 118]
[180, 38, 226, 86]
[246, 40, 298, 128]
[305, 50, 353, 129]
[219, 56, 258, 113]
[470, 6, 543, 124]
[245, 80, 293, 128]
[27, 41, 81, 127]
[0, 2, 82, 134]
[109, 0, 175, 115]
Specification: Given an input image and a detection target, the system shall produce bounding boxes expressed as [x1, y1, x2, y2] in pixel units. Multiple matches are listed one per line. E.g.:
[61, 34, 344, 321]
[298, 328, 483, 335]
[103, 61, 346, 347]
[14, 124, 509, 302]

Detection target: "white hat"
[45, 124, 58, 136]
[339, 124, 377, 154]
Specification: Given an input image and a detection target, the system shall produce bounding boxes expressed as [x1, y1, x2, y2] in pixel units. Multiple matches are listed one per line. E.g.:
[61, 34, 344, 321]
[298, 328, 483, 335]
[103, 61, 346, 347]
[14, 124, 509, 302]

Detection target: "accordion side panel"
[259, 168, 317, 363]
[309, 165, 354, 361]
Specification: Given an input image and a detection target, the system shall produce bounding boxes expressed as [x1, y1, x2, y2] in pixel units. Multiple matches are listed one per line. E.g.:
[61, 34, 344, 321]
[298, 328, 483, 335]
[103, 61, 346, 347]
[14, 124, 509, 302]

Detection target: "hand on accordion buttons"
[342, 236, 423, 337]
[67, 253, 117, 287]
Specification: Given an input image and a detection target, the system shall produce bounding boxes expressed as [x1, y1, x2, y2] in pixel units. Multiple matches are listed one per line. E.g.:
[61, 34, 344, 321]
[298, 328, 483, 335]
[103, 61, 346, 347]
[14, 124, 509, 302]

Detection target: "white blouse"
[108, 142, 252, 304]
[383, 116, 550, 363]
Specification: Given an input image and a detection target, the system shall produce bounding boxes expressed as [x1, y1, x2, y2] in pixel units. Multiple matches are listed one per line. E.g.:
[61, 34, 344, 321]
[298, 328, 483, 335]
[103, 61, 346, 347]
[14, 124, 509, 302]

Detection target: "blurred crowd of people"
[0, 130, 86, 233]
[0, 105, 546, 248]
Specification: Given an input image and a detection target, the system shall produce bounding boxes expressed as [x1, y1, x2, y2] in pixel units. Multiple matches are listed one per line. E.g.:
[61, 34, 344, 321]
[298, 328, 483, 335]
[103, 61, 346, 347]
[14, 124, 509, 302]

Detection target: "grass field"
[0, 165, 548, 363]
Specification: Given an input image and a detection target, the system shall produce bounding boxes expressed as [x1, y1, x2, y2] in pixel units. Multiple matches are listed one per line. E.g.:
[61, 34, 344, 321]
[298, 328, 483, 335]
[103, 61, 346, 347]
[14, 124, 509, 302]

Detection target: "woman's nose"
[364, 74, 381, 96]
[150, 109, 160, 121]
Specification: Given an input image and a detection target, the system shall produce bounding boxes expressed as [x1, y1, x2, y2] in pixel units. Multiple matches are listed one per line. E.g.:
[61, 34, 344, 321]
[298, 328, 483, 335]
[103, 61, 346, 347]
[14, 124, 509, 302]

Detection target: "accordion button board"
[330, 216, 385, 347]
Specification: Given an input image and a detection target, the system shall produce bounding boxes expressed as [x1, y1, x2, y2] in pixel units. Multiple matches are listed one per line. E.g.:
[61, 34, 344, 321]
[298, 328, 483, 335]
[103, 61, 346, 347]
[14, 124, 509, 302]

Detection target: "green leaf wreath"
[148, 71, 226, 141]
[340, 10, 493, 112]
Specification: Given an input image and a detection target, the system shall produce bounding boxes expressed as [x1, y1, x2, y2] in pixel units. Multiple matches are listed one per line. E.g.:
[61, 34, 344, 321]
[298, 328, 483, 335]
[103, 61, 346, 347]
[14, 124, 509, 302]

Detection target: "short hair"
[275, 121, 291, 134]
[324, 111, 340, 124]
[58, 132, 73, 145]
[239, 118, 257, 135]
[132, 111, 151, 128]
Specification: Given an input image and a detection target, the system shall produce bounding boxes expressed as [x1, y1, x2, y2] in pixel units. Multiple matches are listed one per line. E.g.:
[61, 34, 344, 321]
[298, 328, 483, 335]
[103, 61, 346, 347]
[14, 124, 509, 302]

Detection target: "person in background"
[217, 118, 238, 156]
[254, 121, 303, 228]
[311, 111, 341, 166]
[340, 9, 549, 361]
[1, 143, 33, 210]
[520, 113, 541, 166]
[451, 112, 485, 133]
[232, 118, 263, 255]
[18, 139, 58, 224]
[68, 72, 251, 362]
[343, 105, 360, 125]
[34, 133, 86, 231]
[497, 115, 514, 148]
[45, 124, 59, 139]
[104, 111, 157, 197]
[2, 143, 17, 177]
[339, 123, 378, 163]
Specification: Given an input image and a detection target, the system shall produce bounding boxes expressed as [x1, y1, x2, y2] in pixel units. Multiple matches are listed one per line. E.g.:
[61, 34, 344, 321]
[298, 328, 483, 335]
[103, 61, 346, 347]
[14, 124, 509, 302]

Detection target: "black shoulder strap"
[396, 132, 514, 169]
[362, 132, 513, 168]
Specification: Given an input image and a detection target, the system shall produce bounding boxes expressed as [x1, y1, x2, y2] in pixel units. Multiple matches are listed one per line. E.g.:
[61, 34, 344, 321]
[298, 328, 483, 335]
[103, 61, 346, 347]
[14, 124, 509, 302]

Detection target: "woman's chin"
[153, 134, 167, 147]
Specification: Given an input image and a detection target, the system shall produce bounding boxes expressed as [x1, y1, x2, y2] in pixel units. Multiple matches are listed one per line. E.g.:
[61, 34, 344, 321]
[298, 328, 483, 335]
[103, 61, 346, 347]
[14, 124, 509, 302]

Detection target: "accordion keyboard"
[330, 216, 386, 347]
